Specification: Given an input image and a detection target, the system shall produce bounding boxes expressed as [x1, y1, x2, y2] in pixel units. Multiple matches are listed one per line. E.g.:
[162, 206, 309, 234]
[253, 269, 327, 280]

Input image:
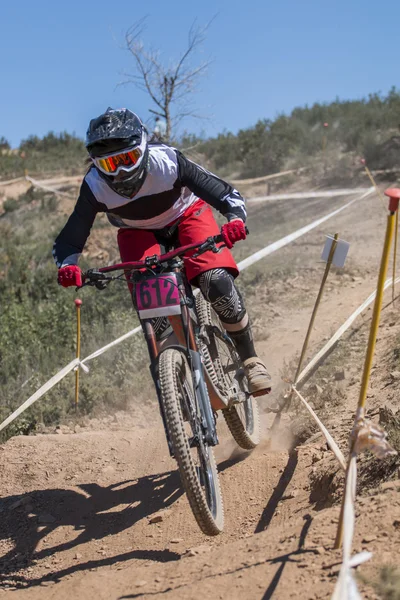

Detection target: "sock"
[222, 320, 256, 362]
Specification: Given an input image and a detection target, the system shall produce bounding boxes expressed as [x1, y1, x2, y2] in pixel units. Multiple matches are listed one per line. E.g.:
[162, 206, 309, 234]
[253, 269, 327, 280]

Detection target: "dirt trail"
[1, 189, 399, 599]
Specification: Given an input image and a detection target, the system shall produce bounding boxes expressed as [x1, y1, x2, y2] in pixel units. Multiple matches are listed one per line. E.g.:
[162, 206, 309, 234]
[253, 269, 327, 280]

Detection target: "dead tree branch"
[120, 17, 214, 142]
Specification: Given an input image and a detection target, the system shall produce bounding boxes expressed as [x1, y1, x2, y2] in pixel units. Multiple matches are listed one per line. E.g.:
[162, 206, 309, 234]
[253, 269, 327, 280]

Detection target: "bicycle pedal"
[227, 390, 247, 406]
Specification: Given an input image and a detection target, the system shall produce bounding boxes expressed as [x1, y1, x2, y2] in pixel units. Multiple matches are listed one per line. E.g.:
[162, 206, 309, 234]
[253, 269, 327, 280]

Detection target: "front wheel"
[158, 348, 224, 535]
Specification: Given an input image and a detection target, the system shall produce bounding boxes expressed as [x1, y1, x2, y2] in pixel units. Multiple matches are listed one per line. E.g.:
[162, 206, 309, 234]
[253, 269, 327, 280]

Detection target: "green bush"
[0, 194, 151, 441]
[180, 87, 400, 178]
[0, 136, 10, 151]
[3, 198, 18, 212]
[0, 131, 86, 179]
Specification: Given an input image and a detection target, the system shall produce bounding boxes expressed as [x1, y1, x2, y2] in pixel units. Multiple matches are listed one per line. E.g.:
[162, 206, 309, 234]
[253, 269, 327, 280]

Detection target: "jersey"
[53, 144, 246, 268]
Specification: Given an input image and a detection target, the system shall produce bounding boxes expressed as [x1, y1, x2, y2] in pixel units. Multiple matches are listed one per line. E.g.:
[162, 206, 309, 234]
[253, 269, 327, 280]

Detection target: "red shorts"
[117, 200, 238, 284]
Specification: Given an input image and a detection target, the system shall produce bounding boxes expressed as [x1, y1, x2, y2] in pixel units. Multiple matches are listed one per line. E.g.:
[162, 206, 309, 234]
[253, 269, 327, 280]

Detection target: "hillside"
[2, 89, 400, 182]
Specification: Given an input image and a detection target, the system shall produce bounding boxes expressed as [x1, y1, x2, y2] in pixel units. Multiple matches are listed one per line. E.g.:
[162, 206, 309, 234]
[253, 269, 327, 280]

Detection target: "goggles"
[93, 146, 142, 176]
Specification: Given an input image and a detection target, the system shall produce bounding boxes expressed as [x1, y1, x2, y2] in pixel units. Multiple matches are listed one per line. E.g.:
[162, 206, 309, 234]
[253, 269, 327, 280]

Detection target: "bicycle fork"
[141, 309, 218, 459]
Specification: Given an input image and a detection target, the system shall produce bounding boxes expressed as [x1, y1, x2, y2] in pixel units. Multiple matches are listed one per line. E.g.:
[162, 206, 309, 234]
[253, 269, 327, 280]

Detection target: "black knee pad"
[198, 268, 246, 324]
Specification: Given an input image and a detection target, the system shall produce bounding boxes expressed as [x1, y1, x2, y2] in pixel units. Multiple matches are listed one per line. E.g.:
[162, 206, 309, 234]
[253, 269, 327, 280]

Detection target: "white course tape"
[0, 176, 25, 186]
[0, 358, 83, 433]
[331, 455, 372, 600]
[348, 551, 373, 569]
[231, 167, 309, 186]
[237, 188, 374, 272]
[26, 176, 74, 198]
[291, 387, 346, 470]
[296, 275, 400, 387]
[36, 175, 81, 187]
[0, 328, 142, 432]
[0, 187, 374, 433]
[81, 326, 142, 364]
[248, 188, 369, 204]
[247, 188, 369, 204]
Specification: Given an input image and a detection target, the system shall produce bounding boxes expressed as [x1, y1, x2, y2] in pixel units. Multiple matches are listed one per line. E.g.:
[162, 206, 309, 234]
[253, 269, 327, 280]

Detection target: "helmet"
[86, 108, 149, 197]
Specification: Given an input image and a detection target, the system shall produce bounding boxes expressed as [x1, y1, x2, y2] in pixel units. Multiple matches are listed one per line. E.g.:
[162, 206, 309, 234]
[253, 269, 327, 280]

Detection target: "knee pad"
[198, 268, 246, 324]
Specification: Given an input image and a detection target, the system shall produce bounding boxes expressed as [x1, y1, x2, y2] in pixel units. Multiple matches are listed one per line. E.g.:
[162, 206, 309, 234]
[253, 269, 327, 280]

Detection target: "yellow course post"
[295, 233, 338, 381]
[393, 210, 399, 302]
[334, 188, 400, 549]
[74, 298, 82, 412]
[285, 233, 339, 411]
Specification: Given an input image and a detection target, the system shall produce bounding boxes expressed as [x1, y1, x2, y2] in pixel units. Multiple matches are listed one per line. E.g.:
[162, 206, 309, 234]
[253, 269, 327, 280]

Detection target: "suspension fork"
[168, 280, 218, 446]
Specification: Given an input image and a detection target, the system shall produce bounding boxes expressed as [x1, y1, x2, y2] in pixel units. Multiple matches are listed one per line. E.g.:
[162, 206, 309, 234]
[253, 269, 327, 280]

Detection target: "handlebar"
[82, 227, 249, 289]
[98, 234, 224, 274]
[81, 234, 225, 288]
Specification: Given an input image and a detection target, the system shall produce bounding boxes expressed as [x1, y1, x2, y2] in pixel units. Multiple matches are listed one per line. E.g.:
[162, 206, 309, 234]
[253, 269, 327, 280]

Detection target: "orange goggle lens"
[96, 148, 142, 173]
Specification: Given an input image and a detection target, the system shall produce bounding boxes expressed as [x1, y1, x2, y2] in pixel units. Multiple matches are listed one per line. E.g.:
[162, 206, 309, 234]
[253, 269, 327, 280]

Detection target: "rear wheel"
[158, 348, 224, 535]
[196, 294, 260, 450]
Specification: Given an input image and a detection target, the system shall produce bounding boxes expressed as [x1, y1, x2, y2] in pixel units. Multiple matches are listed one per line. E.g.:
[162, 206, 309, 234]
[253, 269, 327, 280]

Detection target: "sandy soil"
[1, 187, 399, 599]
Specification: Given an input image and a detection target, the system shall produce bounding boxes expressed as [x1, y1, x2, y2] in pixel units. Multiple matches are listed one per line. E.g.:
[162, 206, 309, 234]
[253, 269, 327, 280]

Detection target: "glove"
[220, 219, 247, 249]
[58, 265, 82, 288]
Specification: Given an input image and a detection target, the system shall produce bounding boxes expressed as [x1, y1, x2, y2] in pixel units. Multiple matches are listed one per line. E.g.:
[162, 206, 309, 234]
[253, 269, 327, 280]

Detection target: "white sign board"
[321, 235, 350, 268]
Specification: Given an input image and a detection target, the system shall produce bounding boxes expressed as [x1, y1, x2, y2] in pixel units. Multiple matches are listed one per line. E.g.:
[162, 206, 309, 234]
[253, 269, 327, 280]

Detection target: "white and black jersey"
[53, 144, 246, 268]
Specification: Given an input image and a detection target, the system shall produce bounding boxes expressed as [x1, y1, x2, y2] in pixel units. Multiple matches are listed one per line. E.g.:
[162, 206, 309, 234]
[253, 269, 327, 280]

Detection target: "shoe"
[243, 357, 272, 396]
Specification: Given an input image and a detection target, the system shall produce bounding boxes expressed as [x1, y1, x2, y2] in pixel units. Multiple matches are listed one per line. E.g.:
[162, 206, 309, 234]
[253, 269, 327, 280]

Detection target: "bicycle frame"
[131, 260, 220, 454]
[83, 235, 234, 456]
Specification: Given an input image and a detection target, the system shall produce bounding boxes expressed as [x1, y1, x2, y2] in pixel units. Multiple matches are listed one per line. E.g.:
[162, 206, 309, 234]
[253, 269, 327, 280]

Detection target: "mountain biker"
[53, 108, 271, 396]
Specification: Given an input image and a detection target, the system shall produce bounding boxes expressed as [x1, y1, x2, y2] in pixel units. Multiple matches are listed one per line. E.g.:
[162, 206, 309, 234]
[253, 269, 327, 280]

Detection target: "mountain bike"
[82, 235, 260, 536]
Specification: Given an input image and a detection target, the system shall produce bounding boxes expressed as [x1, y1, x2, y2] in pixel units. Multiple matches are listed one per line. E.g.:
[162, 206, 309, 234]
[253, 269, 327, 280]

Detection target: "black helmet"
[86, 108, 149, 198]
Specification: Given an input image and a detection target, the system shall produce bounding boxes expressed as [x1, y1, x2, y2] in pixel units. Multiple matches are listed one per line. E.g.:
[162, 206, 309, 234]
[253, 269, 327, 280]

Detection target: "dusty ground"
[1, 185, 400, 599]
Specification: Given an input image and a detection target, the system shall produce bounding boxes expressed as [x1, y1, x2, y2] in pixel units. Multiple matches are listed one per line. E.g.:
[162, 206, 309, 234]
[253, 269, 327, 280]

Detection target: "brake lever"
[78, 270, 114, 291]
[192, 239, 215, 258]
[211, 243, 226, 253]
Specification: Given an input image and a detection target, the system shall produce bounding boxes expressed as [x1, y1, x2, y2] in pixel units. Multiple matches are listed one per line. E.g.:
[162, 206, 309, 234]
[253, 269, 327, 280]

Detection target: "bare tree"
[119, 18, 213, 142]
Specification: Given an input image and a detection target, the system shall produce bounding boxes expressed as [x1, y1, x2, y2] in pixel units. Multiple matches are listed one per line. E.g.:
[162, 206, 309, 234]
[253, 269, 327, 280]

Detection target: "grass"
[0, 188, 158, 441]
[375, 566, 400, 600]
[360, 566, 400, 600]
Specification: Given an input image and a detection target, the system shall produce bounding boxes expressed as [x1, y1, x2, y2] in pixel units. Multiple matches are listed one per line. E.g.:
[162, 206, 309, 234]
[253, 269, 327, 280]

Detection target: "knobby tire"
[196, 295, 261, 450]
[158, 348, 224, 536]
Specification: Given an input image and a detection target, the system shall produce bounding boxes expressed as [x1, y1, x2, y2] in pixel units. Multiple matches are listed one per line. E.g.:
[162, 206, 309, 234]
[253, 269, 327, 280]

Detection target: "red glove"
[58, 265, 82, 288]
[221, 219, 247, 249]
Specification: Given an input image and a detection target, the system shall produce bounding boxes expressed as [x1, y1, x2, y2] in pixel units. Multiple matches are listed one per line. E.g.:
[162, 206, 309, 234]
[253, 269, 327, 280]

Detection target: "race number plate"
[135, 273, 182, 319]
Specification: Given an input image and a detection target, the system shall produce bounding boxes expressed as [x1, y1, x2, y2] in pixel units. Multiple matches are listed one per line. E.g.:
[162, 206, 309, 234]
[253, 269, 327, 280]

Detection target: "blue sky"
[2, 0, 400, 147]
